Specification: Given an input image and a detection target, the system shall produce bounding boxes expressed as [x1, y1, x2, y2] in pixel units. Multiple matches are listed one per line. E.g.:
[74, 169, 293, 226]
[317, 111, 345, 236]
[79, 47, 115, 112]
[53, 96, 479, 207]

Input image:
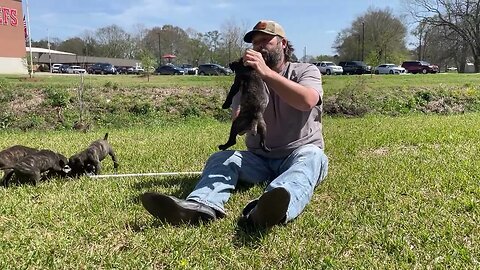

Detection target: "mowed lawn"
[0, 114, 478, 269]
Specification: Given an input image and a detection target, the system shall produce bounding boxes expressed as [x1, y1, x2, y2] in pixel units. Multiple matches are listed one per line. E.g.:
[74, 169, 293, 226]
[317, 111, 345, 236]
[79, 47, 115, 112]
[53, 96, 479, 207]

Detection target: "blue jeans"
[186, 144, 329, 223]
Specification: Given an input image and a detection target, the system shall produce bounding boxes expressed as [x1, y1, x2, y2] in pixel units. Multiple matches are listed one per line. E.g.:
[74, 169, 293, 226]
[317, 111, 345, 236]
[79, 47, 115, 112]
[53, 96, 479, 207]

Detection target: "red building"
[0, 0, 26, 74]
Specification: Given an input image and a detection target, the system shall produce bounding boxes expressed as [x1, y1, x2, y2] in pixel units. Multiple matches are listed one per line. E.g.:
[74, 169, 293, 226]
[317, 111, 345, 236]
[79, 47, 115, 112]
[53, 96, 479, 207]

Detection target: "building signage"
[0, 0, 26, 59]
[0, 6, 18, 26]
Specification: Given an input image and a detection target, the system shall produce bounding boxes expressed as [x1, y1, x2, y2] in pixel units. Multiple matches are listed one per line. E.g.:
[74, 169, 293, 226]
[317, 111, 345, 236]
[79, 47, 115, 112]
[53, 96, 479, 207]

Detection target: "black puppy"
[2, 149, 69, 187]
[68, 133, 119, 177]
[0, 145, 38, 186]
[219, 59, 270, 152]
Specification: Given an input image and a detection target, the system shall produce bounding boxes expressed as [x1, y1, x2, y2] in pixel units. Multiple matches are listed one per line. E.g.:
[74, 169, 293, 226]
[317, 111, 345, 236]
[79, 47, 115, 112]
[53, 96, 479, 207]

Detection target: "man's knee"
[205, 150, 245, 169]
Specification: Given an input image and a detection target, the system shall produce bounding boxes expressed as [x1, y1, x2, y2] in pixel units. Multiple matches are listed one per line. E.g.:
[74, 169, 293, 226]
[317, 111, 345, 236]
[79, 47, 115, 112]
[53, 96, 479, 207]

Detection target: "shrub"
[43, 86, 71, 107]
[104, 81, 119, 90]
[129, 102, 153, 115]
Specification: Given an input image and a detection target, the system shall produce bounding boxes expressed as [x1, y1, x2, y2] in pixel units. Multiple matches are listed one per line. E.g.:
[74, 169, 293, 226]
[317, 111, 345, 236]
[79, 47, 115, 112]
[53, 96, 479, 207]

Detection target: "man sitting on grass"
[141, 20, 328, 228]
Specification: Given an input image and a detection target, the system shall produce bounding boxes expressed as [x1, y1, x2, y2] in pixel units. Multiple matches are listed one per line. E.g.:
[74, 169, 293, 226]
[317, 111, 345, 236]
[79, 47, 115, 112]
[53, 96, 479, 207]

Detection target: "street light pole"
[25, 0, 34, 77]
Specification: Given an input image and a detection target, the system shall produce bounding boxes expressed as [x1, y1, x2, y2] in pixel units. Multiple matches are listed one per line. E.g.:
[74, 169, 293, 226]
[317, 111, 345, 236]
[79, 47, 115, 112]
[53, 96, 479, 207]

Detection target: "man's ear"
[281, 38, 287, 49]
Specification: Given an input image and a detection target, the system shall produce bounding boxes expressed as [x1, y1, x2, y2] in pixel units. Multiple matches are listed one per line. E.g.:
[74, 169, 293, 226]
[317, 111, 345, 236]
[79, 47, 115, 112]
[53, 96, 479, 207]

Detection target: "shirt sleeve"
[292, 63, 323, 105]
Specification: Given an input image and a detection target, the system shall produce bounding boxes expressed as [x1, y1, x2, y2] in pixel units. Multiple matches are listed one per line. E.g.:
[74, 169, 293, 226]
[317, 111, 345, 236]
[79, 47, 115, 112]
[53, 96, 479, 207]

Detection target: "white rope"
[88, 171, 203, 179]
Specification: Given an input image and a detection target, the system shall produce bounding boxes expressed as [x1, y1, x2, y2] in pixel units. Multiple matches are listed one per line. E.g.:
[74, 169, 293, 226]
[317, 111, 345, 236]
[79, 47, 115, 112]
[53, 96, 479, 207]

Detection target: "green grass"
[0, 115, 478, 269]
[321, 72, 480, 94]
[2, 72, 479, 91]
[0, 73, 234, 89]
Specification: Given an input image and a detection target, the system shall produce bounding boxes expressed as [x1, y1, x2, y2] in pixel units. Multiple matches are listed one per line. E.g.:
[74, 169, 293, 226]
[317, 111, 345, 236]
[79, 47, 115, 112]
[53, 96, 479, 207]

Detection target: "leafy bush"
[129, 102, 153, 115]
[0, 78, 11, 90]
[0, 111, 14, 129]
[104, 81, 119, 90]
[0, 87, 15, 103]
[43, 86, 71, 107]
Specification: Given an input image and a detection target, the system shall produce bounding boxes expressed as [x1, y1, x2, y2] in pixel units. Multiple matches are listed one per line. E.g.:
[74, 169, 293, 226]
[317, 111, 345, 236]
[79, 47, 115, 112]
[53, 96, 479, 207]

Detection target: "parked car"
[179, 64, 198, 75]
[401, 60, 439, 74]
[313, 61, 343, 75]
[374, 64, 406, 75]
[198, 64, 232, 75]
[59, 64, 70, 74]
[155, 65, 185, 75]
[127, 66, 145, 74]
[338, 61, 371, 75]
[66, 65, 86, 74]
[447, 66, 458, 72]
[115, 66, 130, 74]
[87, 63, 117, 75]
[51, 63, 62, 73]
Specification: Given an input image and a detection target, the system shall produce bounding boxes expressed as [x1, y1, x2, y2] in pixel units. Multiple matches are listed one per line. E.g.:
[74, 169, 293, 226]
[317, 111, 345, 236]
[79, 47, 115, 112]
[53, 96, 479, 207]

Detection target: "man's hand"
[243, 49, 273, 78]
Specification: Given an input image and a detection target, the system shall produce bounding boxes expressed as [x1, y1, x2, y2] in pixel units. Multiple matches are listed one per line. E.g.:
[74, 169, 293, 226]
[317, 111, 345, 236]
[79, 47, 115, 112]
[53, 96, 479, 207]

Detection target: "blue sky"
[24, 0, 410, 56]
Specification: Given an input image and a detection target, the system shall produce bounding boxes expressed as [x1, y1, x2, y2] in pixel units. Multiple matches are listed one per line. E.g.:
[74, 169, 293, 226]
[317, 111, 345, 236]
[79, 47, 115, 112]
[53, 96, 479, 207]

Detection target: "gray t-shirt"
[232, 62, 324, 158]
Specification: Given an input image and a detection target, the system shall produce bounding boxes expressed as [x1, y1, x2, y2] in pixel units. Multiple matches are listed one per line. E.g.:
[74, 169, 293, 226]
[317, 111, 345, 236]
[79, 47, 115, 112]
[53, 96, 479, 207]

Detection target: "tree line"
[31, 1, 479, 72]
[32, 20, 253, 68]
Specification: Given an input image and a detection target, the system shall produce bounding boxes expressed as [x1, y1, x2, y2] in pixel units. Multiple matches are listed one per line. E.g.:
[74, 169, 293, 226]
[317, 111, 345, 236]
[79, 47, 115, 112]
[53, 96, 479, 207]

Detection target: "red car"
[401, 61, 439, 74]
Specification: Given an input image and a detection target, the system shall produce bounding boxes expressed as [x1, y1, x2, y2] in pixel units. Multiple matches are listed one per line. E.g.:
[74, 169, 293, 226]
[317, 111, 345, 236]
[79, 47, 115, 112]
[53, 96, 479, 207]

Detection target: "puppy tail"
[104, 133, 109, 140]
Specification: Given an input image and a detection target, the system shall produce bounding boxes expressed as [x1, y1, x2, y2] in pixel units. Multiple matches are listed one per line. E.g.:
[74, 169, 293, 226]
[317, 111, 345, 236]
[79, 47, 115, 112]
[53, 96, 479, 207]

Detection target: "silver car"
[374, 64, 406, 75]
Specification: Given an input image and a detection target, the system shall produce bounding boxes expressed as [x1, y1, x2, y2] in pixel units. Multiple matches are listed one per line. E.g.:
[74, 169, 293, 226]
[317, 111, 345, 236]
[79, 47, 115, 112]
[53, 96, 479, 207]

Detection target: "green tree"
[139, 50, 157, 82]
[334, 7, 408, 65]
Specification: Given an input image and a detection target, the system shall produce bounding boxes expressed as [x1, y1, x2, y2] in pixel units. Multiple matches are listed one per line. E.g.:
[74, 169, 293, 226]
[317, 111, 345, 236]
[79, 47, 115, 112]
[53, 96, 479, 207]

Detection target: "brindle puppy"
[68, 133, 119, 177]
[0, 145, 38, 186]
[2, 149, 69, 187]
[219, 59, 270, 152]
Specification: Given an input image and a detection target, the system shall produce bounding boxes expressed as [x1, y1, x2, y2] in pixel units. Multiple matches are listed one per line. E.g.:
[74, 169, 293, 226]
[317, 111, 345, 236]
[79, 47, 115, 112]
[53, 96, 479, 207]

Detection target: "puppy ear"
[229, 61, 242, 72]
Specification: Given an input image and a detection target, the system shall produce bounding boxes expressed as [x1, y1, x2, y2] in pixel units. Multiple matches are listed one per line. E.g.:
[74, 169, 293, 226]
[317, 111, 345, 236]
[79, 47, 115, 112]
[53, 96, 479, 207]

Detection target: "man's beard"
[260, 46, 283, 68]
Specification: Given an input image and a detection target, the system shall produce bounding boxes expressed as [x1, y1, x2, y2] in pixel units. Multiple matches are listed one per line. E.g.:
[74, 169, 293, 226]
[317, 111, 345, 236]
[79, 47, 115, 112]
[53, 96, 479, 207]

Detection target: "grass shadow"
[133, 175, 198, 197]
[232, 216, 270, 248]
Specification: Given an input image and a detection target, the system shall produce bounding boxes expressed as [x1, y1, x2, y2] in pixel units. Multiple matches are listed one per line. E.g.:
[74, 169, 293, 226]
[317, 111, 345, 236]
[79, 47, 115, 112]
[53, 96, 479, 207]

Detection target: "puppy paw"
[218, 145, 228, 151]
[221, 102, 231, 109]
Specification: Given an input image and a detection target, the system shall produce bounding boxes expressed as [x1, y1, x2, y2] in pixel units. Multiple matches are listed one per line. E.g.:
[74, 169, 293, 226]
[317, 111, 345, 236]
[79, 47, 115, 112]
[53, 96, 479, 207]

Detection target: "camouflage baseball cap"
[243, 20, 286, 43]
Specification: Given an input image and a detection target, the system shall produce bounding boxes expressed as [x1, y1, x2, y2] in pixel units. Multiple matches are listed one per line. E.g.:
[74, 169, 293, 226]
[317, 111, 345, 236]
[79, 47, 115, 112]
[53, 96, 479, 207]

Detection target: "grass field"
[0, 113, 478, 269]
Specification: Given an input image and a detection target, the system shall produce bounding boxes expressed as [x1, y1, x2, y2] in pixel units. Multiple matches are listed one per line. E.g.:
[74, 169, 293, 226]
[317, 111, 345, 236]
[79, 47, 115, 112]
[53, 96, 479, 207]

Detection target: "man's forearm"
[262, 70, 319, 111]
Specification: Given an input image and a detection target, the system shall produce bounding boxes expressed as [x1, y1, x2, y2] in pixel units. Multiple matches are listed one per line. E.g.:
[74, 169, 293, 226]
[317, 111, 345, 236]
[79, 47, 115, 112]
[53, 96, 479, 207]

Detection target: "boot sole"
[140, 192, 213, 225]
[249, 187, 290, 227]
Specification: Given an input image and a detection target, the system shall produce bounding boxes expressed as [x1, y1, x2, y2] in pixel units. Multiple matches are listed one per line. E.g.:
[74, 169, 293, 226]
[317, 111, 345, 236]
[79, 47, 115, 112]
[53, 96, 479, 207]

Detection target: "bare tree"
[406, 0, 480, 72]
[130, 24, 149, 59]
[203, 31, 221, 64]
[80, 30, 98, 57]
[219, 19, 249, 64]
[95, 25, 132, 58]
[411, 20, 469, 71]
[184, 31, 209, 66]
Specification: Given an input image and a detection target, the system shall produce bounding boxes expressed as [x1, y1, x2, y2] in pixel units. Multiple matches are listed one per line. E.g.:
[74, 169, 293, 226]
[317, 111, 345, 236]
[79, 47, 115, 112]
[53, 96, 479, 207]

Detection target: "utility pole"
[361, 21, 365, 62]
[48, 28, 52, 72]
[158, 32, 162, 65]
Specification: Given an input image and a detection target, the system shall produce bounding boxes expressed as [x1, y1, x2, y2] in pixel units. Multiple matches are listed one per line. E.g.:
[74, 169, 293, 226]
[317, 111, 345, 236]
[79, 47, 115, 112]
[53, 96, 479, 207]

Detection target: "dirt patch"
[17, 77, 42, 82]
[8, 90, 46, 115]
